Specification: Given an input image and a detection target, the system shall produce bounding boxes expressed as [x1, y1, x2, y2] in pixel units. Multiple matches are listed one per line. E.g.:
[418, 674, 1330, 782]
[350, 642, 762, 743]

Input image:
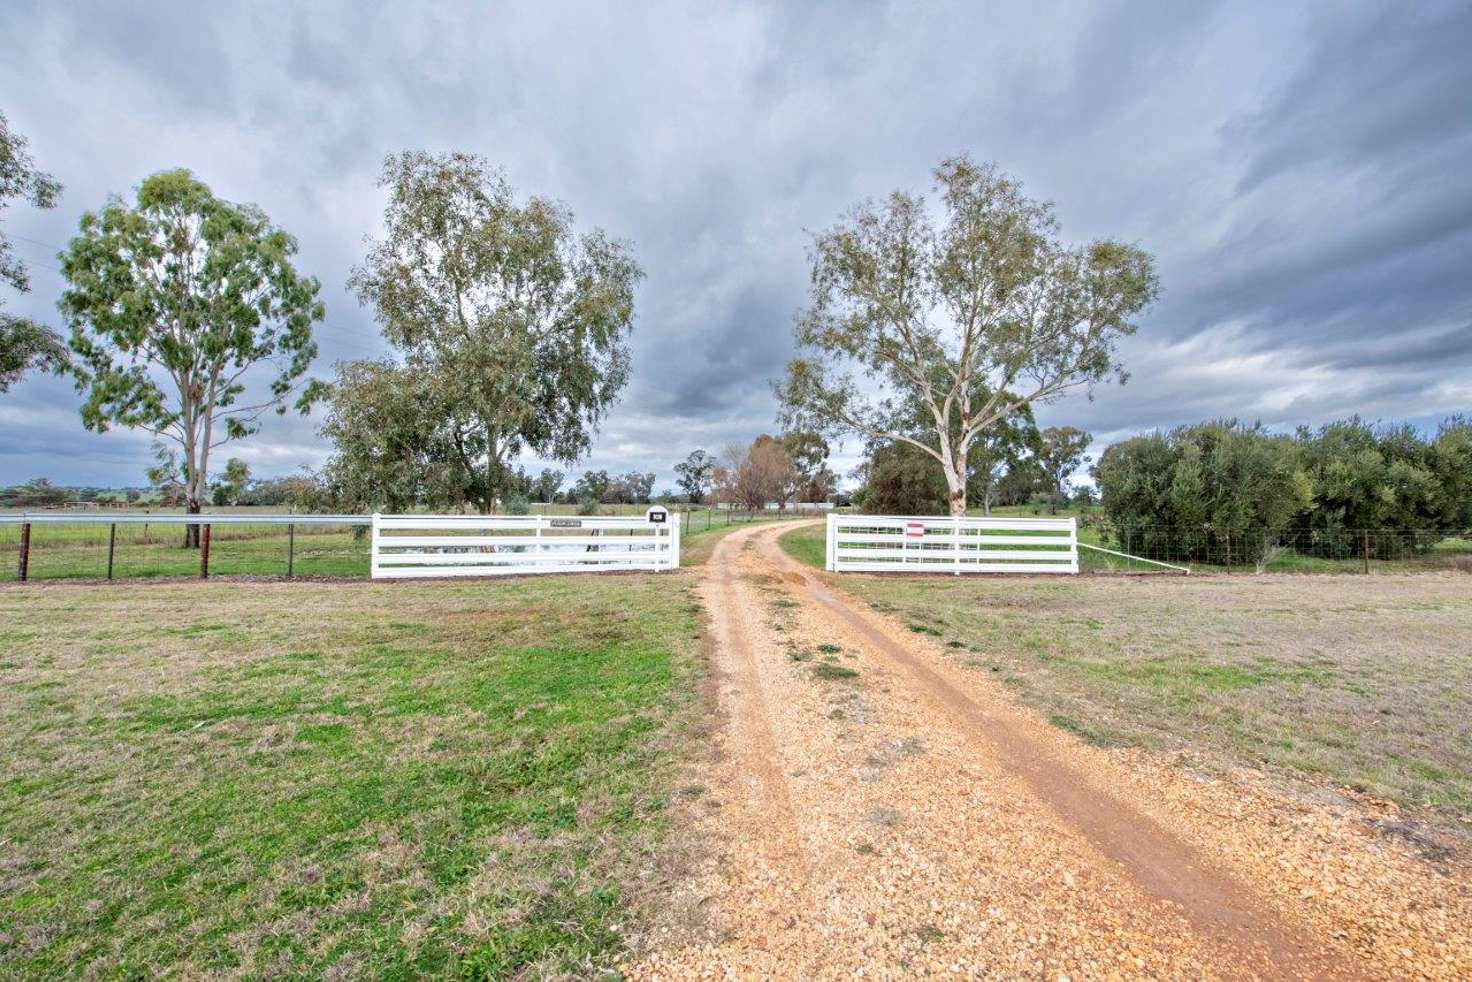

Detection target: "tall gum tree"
[777, 155, 1158, 516]
[336, 151, 642, 514]
[60, 169, 324, 543]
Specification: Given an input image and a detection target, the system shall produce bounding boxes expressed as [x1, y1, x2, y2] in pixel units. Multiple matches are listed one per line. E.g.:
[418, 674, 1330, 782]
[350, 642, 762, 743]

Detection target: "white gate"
[826, 514, 1077, 574]
[371, 510, 679, 579]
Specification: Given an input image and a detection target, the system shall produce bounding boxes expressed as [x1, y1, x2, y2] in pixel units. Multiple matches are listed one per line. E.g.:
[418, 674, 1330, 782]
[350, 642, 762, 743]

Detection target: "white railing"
[0, 512, 369, 526]
[826, 514, 1077, 574]
[371, 511, 680, 579]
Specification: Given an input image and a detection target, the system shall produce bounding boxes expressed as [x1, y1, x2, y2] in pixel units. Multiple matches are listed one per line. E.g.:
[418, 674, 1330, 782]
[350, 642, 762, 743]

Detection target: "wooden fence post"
[200, 524, 211, 579]
[1362, 529, 1370, 574]
[17, 522, 30, 582]
[287, 523, 295, 579]
[107, 523, 117, 580]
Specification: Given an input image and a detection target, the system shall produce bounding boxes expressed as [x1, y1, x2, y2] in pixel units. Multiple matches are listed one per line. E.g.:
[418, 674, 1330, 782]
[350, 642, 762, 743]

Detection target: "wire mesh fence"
[0, 517, 372, 582]
[1077, 521, 1472, 574]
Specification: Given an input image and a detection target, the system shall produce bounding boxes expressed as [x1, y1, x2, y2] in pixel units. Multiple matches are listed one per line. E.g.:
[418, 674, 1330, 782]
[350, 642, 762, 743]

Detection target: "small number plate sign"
[550, 519, 582, 528]
[905, 521, 926, 539]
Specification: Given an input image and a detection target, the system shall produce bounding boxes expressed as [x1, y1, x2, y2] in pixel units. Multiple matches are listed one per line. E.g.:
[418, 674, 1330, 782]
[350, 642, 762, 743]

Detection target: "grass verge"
[0, 574, 705, 976]
[779, 524, 1472, 816]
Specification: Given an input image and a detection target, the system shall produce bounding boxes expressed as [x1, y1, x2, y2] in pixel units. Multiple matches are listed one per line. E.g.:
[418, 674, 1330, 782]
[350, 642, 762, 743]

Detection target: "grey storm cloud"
[0, 0, 1468, 490]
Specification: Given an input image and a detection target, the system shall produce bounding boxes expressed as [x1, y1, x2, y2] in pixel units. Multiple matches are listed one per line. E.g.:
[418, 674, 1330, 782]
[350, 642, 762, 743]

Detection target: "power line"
[9, 234, 65, 252]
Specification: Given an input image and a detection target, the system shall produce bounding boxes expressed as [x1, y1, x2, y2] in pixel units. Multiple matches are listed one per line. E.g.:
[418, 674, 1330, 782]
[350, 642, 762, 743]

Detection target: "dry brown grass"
[824, 571, 1472, 818]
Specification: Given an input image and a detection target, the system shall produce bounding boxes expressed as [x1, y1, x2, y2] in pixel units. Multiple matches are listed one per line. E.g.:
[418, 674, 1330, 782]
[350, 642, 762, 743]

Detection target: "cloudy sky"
[2, 0, 1469, 492]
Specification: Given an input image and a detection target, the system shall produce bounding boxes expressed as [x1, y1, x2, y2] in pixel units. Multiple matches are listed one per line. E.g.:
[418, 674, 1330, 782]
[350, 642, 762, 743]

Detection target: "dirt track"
[627, 521, 1472, 979]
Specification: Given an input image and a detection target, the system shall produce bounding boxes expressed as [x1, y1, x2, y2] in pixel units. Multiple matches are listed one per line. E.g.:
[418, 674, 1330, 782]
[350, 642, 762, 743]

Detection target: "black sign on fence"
[549, 519, 582, 528]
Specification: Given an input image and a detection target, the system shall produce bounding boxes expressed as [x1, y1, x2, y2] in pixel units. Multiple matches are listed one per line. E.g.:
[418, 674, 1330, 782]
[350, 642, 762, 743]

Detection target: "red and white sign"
[905, 521, 926, 539]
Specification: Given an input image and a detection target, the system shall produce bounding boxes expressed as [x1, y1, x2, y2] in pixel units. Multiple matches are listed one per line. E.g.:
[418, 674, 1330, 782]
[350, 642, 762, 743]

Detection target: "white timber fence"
[371, 508, 680, 579]
[826, 514, 1078, 575]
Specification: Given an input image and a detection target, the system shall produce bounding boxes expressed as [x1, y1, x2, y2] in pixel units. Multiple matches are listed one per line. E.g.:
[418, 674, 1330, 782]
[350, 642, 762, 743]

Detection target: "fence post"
[670, 513, 681, 569]
[953, 514, 962, 576]
[17, 521, 30, 582]
[287, 523, 295, 579]
[1069, 517, 1079, 575]
[199, 524, 211, 579]
[107, 523, 117, 580]
[1362, 529, 1370, 574]
[826, 512, 837, 571]
[370, 513, 380, 579]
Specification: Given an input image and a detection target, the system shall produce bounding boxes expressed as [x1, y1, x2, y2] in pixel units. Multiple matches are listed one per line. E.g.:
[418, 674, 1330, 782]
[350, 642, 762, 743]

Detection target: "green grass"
[0, 575, 706, 976]
[777, 523, 827, 570]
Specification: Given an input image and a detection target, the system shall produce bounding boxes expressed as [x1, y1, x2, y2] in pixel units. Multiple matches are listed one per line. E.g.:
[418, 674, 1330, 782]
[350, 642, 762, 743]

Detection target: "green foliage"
[59, 169, 323, 517]
[854, 390, 1045, 515]
[1095, 416, 1471, 560]
[1037, 426, 1092, 513]
[329, 151, 642, 514]
[0, 110, 68, 391]
[571, 469, 611, 503]
[858, 440, 948, 513]
[209, 457, 250, 506]
[0, 110, 62, 294]
[0, 476, 70, 507]
[779, 430, 837, 502]
[674, 449, 714, 503]
[504, 493, 531, 515]
[530, 468, 564, 504]
[319, 359, 461, 512]
[0, 317, 69, 393]
[778, 154, 1157, 515]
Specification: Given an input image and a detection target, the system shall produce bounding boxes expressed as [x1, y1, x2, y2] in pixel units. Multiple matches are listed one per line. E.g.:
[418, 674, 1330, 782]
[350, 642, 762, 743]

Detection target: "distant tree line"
[1093, 416, 1472, 559]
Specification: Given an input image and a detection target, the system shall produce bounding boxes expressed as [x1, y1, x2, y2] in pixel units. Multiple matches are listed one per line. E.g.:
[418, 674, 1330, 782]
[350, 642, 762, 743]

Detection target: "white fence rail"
[371, 511, 679, 579]
[826, 514, 1077, 574]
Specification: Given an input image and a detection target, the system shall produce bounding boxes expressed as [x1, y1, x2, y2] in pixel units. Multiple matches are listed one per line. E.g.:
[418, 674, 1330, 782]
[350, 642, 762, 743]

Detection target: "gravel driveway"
[626, 522, 1471, 979]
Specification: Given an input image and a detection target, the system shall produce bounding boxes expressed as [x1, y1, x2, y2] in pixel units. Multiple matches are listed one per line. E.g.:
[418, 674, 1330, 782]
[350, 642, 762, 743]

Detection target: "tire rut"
[759, 527, 1355, 980]
[629, 521, 1421, 979]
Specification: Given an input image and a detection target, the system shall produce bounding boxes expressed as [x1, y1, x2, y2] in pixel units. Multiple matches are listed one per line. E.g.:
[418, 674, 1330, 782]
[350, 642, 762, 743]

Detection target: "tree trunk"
[946, 461, 967, 517]
[184, 495, 201, 548]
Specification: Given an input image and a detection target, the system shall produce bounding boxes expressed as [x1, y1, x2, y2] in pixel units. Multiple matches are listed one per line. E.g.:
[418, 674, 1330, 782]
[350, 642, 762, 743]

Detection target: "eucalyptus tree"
[1037, 425, 1092, 513]
[0, 110, 67, 391]
[674, 449, 715, 503]
[60, 169, 324, 542]
[337, 151, 642, 513]
[778, 155, 1158, 516]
